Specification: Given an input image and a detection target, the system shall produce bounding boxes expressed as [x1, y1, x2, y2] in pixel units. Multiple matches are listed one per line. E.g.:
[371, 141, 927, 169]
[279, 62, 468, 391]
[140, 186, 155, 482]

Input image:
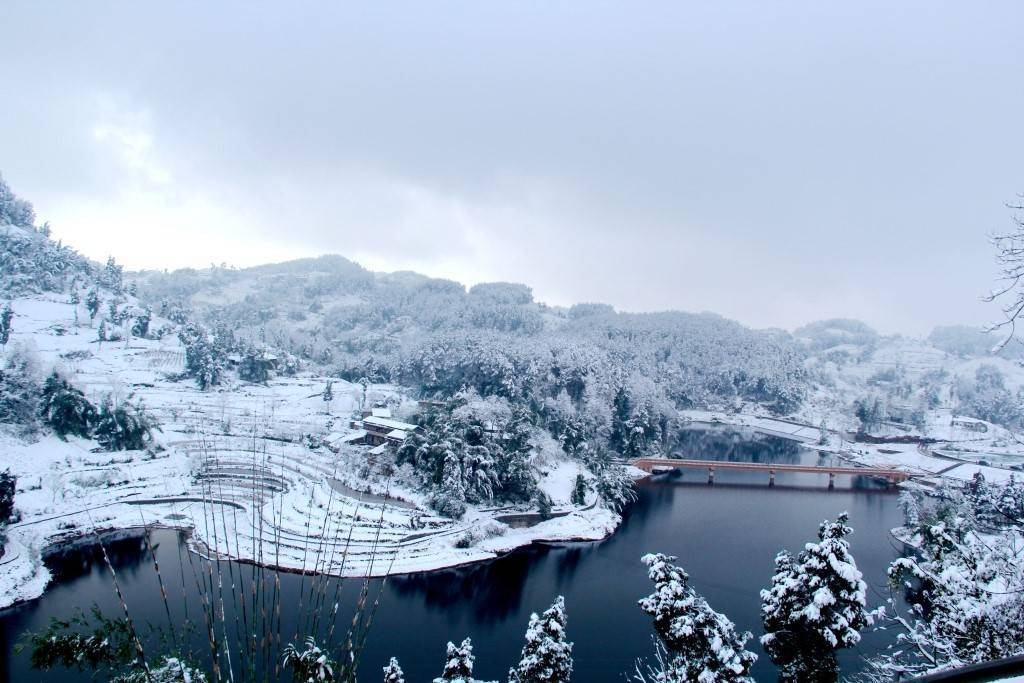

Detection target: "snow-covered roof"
[386, 429, 408, 440]
[371, 407, 392, 418]
[330, 430, 367, 443]
[368, 444, 388, 456]
[363, 416, 417, 432]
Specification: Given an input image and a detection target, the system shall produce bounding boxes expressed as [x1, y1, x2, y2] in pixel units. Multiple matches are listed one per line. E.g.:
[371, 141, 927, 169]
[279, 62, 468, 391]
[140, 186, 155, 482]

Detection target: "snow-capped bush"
[94, 396, 160, 451]
[867, 479, 1024, 678]
[382, 657, 405, 683]
[40, 371, 98, 439]
[282, 637, 336, 683]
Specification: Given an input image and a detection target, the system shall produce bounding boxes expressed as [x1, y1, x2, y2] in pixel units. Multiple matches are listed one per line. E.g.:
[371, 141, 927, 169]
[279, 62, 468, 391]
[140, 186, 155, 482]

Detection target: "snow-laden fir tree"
[40, 371, 97, 440]
[759, 512, 868, 681]
[0, 341, 41, 428]
[431, 452, 468, 518]
[0, 469, 15, 525]
[86, 288, 101, 322]
[323, 380, 334, 414]
[69, 289, 80, 326]
[508, 595, 573, 683]
[571, 474, 587, 506]
[435, 638, 475, 683]
[637, 553, 756, 683]
[178, 323, 225, 390]
[0, 301, 12, 348]
[102, 256, 123, 294]
[0, 468, 14, 557]
[383, 657, 405, 683]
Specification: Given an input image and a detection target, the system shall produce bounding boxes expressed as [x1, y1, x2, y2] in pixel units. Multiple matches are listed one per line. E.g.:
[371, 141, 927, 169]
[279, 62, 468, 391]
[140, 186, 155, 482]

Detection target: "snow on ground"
[680, 407, 1023, 487]
[0, 293, 618, 610]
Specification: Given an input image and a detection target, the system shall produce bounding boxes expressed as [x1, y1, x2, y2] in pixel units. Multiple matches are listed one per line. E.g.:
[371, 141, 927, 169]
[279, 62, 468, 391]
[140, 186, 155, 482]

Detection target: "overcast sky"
[1, 2, 1022, 335]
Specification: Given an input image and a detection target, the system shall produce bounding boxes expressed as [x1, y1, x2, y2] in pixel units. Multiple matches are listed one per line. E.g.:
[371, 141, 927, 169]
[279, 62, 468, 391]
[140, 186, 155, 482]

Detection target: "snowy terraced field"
[0, 294, 614, 610]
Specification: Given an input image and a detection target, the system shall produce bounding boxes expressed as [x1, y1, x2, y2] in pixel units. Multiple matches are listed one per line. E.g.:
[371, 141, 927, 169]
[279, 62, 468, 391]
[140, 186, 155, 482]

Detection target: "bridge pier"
[769, 469, 775, 487]
[708, 467, 715, 485]
[828, 472, 835, 490]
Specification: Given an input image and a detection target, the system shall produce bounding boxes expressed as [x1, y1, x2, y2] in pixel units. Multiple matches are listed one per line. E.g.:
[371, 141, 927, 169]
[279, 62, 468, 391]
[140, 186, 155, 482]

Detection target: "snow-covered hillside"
[0, 291, 615, 610]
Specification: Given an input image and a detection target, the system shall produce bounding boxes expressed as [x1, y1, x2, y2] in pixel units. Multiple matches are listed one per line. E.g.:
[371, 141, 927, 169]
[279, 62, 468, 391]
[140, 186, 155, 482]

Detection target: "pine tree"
[509, 596, 573, 683]
[0, 302, 13, 348]
[86, 288, 101, 322]
[383, 657, 405, 683]
[179, 324, 225, 390]
[0, 469, 15, 525]
[571, 474, 587, 506]
[536, 490, 552, 518]
[434, 638, 475, 683]
[323, 380, 334, 414]
[0, 341, 42, 428]
[432, 453, 467, 519]
[40, 371, 97, 440]
[69, 289, 80, 327]
[638, 553, 756, 683]
[760, 512, 868, 681]
[103, 256, 124, 294]
[0, 468, 14, 557]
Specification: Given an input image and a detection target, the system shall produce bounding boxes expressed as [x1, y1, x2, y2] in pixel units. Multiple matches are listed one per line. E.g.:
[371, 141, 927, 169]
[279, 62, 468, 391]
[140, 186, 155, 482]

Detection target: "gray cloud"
[1, 1, 1021, 334]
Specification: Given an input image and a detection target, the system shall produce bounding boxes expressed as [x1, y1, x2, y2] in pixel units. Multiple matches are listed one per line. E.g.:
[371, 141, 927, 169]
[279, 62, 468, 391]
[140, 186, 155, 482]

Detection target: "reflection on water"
[0, 429, 905, 683]
[670, 424, 816, 465]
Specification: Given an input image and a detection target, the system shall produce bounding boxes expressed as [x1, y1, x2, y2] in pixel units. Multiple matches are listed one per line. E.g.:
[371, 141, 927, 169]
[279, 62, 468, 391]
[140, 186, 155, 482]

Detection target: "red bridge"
[631, 458, 912, 488]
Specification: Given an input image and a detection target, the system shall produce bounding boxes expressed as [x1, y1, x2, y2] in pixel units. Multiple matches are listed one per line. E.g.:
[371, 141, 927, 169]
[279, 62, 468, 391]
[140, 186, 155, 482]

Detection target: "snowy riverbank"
[0, 294, 628, 611]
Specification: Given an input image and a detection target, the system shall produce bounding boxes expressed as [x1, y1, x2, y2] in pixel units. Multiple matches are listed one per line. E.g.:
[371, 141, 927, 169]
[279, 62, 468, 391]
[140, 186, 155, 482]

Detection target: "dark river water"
[0, 426, 906, 681]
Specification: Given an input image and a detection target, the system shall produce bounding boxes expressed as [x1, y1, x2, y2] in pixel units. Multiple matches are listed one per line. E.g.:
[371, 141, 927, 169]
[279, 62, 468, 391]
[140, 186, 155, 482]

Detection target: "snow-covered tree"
[69, 289, 81, 326]
[102, 256, 124, 294]
[0, 173, 35, 227]
[0, 469, 15, 525]
[509, 596, 573, 683]
[590, 452, 636, 511]
[431, 452, 467, 519]
[435, 638, 475, 683]
[383, 657, 405, 683]
[40, 371, 97, 440]
[571, 475, 587, 506]
[86, 288, 101, 322]
[94, 396, 159, 451]
[238, 348, 273, 384]
[868, 484, 1024, 678]
[759, 512, 869, 681]
[637, 553, 756, 683]
[323, 380, 334, 414]
[0, 301, 12, 347]
[178, 323, 225, 390]
[0, 468, 14, 557]
[131, 309, 151, 339]
[0, 341, 41, 429]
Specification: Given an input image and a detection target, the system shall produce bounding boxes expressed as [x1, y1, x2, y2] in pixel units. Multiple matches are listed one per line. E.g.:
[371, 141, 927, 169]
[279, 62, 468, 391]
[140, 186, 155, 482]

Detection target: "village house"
[348, 405, 420, 449]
